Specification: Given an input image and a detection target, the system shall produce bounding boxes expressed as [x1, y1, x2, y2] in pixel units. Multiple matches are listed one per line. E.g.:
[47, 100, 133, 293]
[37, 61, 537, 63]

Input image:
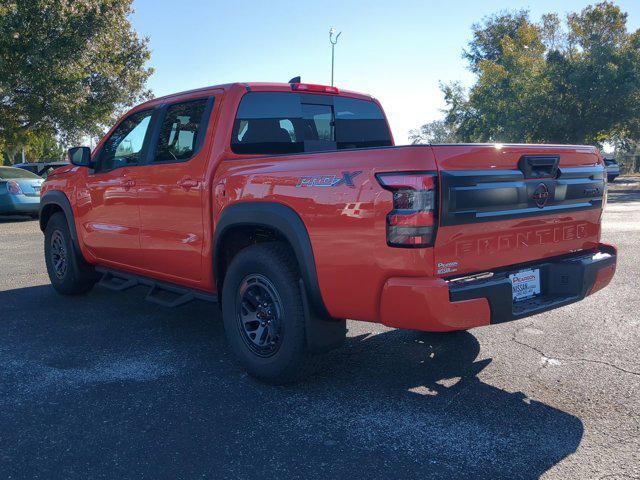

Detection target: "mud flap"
[298, 279, 346, 353]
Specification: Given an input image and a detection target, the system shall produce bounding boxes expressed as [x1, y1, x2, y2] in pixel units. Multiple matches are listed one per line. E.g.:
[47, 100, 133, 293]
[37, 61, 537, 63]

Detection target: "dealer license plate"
[509, 269, 541, 302]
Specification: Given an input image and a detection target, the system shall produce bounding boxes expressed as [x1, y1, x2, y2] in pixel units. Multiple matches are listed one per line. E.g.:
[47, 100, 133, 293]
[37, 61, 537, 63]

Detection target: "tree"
[1, 130, 64, 165]
[437, 2, 640, 147]
[408, 119, 461, 144]
[463, 10, 533, 73]
[0, 0, 153, 150]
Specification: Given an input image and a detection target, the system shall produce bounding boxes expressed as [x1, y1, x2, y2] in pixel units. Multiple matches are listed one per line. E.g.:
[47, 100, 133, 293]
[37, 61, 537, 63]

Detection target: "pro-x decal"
[296, 171, 362, 188]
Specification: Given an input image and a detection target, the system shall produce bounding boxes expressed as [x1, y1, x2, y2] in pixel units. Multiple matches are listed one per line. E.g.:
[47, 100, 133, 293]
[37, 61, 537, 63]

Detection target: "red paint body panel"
[133, 94, 222, 284]
[77, 167, 142, 267]
[587, 244, 617, 295]
[41, 82, 617, 332]
[214, 145, 437, 321]
[380, 277, 491, 331]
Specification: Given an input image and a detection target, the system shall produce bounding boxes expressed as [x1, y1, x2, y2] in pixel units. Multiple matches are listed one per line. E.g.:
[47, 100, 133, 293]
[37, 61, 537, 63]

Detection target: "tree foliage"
[439, 2, 640, 146]
[1, 130, 64, 165]
[408, 119, 461, 144]
[0, 0, 153, 152]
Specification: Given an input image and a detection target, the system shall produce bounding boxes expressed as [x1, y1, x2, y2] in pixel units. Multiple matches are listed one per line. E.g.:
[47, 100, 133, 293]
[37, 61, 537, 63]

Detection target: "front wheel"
[221, 242, 310, 384]
[44, 212, 97, 295]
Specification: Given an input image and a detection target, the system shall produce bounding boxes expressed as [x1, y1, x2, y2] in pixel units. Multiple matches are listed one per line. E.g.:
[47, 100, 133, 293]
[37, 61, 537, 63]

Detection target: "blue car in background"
[0, 166, 44, 218]
[604, 158, 621, 182]
[14, 161, 69, 178]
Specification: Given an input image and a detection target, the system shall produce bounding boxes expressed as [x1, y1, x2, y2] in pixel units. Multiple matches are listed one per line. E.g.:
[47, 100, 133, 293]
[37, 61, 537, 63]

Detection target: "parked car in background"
[0, 166, 44, 218]
[604, 157, 620, 182]
[14, 161, 69, 179]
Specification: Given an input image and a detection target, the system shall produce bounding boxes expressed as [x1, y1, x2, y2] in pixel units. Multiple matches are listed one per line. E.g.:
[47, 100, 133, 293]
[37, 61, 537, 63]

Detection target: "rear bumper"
[379, 243, 617, 332]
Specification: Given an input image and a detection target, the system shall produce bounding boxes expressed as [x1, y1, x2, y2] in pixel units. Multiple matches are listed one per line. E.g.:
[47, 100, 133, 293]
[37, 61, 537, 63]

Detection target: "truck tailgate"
[432, 144, 605, 277]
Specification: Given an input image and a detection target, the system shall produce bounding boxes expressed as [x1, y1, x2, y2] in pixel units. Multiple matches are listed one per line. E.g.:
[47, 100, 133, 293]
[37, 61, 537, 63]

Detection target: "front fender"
[40, 191, 77, 239]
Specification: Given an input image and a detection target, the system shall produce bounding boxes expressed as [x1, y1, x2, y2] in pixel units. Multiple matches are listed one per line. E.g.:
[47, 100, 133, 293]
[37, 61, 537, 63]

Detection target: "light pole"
[329, 27, 342, 86]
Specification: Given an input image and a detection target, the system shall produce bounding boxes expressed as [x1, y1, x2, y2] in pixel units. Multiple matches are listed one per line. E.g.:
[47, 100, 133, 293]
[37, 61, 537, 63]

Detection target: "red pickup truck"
[40, 82, 617, 383]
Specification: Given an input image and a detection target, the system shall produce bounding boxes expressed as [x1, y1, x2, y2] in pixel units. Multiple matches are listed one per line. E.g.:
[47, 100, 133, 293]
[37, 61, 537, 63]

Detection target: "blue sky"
[131, 0, 640, 144]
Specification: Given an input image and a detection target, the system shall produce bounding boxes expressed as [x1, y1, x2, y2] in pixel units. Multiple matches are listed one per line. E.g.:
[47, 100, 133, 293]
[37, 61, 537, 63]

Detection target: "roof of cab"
[135, 82, 375, 110]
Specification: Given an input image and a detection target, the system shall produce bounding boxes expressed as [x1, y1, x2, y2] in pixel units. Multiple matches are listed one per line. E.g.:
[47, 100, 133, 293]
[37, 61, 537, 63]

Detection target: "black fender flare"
[40, 190, 81, 253]
[213, 202, 330, 319]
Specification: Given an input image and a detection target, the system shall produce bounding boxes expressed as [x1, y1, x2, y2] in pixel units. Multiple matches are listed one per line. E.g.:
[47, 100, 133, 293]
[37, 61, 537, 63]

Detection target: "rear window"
[0, 167, 41, 179]
[231, 92, 392, 155]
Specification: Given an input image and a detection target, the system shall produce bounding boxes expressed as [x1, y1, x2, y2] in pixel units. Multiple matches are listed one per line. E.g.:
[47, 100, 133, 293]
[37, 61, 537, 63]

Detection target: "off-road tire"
[44, 212, 97, 295]
[222, 242, 313, 384]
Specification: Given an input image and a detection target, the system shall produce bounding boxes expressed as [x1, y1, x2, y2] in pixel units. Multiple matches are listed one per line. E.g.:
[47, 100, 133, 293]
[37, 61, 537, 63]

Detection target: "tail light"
[6, 180, 23, 195]
[376, 172, 438, 247]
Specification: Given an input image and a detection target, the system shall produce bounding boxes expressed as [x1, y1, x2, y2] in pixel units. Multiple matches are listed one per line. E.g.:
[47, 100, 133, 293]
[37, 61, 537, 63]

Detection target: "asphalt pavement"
[0, 178, 638, 479]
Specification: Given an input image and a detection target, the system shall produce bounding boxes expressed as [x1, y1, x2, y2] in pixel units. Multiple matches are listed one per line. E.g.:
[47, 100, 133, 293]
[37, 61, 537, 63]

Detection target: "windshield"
[0, 166, 42, 180]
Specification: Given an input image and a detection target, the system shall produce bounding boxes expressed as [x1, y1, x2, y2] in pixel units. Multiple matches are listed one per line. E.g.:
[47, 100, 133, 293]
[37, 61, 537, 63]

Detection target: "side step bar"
[96, 267, 218, 307]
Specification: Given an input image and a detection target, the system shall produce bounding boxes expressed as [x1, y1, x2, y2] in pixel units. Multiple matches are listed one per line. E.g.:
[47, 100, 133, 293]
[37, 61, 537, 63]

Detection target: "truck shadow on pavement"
[0, 284, 583, 479]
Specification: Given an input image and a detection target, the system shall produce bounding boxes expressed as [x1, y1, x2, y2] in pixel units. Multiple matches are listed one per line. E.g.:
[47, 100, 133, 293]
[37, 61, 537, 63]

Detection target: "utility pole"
[329, 27, 342, 86]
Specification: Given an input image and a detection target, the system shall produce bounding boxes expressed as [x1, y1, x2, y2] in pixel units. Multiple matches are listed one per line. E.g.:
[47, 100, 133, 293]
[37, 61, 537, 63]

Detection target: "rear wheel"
[222, 242, 310, 384]
[44, 212, 97, 295]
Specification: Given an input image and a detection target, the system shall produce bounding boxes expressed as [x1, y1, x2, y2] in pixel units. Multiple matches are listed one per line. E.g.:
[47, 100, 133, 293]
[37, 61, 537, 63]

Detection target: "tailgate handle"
[518, 156, 559, 179]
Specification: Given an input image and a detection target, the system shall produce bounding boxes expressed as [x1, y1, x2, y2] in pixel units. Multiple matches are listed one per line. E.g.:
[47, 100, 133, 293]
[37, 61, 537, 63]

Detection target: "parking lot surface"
[1, 179, 639, 479]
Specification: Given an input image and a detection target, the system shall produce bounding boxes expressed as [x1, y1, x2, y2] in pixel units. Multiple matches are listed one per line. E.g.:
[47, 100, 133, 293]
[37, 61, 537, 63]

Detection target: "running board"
[96, 267, 218, 307]
[98, 271, 138, 291]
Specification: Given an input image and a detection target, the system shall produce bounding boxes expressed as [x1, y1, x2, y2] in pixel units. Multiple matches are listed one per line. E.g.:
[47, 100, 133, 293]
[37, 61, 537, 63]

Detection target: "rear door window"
[231, 93, 304, 155]
[154, 99, 210, 163]
[231, 92, 391, 155]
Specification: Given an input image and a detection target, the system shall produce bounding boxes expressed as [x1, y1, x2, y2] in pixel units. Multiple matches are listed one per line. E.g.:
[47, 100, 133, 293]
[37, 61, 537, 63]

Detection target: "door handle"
[122, 179, 136, 189]
[177, 178, 199, 190]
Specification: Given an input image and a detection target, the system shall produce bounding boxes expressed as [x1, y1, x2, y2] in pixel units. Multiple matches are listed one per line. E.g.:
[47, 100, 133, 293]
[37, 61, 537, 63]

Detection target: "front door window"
[96, 111, 152, 172]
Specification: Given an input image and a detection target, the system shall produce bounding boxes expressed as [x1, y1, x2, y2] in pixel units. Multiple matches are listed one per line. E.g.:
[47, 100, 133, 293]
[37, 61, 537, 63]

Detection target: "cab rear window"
[231, 92, 392, 155]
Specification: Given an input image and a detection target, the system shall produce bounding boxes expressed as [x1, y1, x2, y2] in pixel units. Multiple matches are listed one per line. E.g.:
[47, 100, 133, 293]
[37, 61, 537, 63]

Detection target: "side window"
[154, 99, 209, 162]
[333, 97, 392, 149]
[96, 110, 152, 172]
[231, 92, 304, 155]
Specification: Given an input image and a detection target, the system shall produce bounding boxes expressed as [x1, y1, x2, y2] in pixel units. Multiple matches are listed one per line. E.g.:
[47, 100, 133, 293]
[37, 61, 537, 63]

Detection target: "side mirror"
[68, 147, 92, 167]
